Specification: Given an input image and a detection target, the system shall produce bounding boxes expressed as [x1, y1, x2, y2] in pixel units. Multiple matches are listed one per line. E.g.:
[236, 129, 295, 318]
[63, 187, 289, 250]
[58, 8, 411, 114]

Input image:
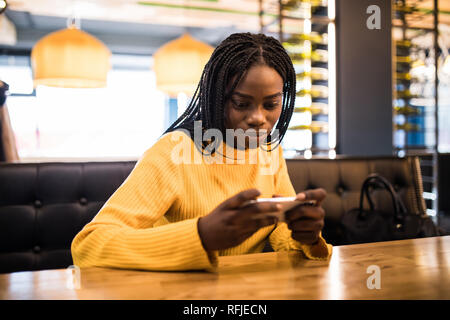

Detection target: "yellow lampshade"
[153, 33, 213, 97]
[31, 26, 111, 88]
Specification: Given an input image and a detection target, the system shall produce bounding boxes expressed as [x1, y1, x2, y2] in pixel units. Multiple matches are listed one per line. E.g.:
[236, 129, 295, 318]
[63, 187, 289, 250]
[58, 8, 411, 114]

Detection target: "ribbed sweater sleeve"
[269, 147, 332, 260]
[71, 132, 217, 271]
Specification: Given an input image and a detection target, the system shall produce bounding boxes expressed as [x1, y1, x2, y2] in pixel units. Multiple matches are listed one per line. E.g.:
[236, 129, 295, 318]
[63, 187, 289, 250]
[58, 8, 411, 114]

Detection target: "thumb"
[222, 189, 261, 209]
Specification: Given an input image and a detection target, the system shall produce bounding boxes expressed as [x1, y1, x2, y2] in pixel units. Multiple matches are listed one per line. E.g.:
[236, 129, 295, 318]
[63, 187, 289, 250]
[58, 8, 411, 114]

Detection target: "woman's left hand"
[283, 188, 327, 245]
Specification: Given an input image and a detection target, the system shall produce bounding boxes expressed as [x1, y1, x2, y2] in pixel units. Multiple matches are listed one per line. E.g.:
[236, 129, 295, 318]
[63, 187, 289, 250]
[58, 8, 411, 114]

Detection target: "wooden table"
[1, 236, 449, 300]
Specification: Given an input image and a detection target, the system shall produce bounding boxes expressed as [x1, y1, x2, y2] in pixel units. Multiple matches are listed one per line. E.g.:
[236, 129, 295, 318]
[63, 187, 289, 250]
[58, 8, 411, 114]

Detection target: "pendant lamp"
[153, 33, 213, 97]
[31, 24, 111, 88]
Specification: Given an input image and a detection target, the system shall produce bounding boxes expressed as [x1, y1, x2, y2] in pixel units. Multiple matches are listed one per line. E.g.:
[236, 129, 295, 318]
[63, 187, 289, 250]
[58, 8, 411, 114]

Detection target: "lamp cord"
[67, 0, 81, 29]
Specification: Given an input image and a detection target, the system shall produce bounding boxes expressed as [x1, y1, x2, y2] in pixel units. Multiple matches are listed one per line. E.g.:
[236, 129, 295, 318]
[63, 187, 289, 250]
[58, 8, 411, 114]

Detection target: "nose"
[247, 105, 266, 128]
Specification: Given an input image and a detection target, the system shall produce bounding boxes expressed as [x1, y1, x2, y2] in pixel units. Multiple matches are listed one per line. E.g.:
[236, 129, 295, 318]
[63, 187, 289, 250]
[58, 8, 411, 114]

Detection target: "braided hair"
[164, 32, 296, 152]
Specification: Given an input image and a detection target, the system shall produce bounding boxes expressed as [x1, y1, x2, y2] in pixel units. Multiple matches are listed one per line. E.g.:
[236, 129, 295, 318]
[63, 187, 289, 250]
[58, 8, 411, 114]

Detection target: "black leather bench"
[0, 156, 427, 273]
[285, 156, 426, 245]
[0, 162, 136, 274]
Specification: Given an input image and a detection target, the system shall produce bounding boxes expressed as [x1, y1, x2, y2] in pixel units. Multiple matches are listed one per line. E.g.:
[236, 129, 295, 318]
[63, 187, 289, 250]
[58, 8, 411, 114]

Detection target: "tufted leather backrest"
[0, 156, 425, 273]
[285, 156, 426, 245]
[0, 161, 136, 273]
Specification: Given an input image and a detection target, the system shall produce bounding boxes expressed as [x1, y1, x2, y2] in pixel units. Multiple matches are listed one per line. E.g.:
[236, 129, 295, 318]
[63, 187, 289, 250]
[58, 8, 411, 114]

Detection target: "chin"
[244, 135, 267, 149]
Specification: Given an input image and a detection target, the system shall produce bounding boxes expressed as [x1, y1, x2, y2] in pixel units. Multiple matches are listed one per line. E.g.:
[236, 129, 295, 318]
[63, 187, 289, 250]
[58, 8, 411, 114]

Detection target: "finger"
[222, 189, 261, 209]
[238, 202, 282, 216]
[254, 216, 278, 228]
[232, 202, 281, 225]
[288, 218, 324, 232]
[247, 216, 278, 231]
[285, 205, 325, 222]
[296, 188, 327, 205]
[291, 231, 319, 245]
[234, 216, 277, 239]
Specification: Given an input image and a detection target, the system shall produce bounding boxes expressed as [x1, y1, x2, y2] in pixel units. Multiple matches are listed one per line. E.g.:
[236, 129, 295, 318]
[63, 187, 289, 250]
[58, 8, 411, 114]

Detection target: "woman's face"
[224, 64, 284, 149]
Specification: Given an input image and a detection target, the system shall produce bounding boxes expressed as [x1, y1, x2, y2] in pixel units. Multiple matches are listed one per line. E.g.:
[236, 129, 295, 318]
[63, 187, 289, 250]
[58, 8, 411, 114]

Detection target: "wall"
[336, 0, 393, 156]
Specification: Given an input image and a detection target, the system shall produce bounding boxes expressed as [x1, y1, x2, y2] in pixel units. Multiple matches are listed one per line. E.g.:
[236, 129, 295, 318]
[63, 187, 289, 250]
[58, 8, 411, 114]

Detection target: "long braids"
[164, 32, 296, 152]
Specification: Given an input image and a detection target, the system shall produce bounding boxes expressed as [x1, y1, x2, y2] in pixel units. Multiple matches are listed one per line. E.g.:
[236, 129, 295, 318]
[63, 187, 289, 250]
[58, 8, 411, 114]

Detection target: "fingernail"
[297, 193, 306, 200]
[276, 204, 282, 210]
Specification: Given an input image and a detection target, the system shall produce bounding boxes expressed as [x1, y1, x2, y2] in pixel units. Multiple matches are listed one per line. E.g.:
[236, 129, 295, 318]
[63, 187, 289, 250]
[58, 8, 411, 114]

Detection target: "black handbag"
[341, 173, 440, 244]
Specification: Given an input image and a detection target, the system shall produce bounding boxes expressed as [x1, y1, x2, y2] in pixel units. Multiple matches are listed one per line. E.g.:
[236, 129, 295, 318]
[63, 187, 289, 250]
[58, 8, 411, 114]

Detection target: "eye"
[231, 99, 251, 109]
[264, 101, 280, 110]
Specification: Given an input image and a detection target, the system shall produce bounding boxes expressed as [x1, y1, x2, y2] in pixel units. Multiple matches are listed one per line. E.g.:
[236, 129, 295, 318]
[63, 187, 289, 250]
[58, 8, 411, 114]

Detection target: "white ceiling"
[3, 0, 287, 54]
[7, 0, 280, 30]
[3, 0, 449, 54]
[7, 0, 450, 29]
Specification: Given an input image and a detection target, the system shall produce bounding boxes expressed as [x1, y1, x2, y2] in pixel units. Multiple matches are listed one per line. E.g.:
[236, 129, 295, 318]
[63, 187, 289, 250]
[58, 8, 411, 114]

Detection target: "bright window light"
[3, 54, 167, 160]
[0, 64, 34, 94]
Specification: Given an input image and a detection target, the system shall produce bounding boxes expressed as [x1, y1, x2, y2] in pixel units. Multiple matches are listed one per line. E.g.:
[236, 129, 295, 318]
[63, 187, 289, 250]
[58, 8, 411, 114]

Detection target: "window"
[1, 54, 167, 160]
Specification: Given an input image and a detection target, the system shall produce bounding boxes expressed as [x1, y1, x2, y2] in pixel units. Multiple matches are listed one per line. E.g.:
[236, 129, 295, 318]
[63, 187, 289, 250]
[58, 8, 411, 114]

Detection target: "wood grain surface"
[1, 236, 449, 300]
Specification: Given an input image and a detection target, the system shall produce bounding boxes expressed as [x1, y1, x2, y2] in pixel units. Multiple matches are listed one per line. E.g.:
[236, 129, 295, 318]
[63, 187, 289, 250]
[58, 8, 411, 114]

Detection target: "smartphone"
[240, 197, 316, 222]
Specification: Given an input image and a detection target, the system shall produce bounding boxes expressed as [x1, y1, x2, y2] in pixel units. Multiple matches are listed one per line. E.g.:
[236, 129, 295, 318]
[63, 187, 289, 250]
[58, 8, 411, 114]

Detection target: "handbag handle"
[359, 173, 407, 221]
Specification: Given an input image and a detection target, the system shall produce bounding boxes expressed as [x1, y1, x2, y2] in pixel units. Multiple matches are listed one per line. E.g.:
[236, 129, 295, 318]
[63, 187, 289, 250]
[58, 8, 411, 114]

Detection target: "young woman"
[71, 33, 332, 271]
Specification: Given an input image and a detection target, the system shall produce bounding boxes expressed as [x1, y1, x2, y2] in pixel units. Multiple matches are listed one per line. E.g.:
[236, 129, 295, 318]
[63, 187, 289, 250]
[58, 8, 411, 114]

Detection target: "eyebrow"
[233, 91, 282, 100]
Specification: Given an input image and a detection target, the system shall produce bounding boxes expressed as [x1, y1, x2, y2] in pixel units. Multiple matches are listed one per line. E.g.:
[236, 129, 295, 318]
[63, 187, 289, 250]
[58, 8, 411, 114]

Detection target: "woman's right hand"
[197, 189, 281, 251]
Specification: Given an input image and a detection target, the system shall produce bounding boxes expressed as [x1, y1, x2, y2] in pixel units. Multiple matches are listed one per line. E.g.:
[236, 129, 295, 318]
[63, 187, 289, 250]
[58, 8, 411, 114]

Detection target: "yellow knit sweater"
[71, 131, 332, 271]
